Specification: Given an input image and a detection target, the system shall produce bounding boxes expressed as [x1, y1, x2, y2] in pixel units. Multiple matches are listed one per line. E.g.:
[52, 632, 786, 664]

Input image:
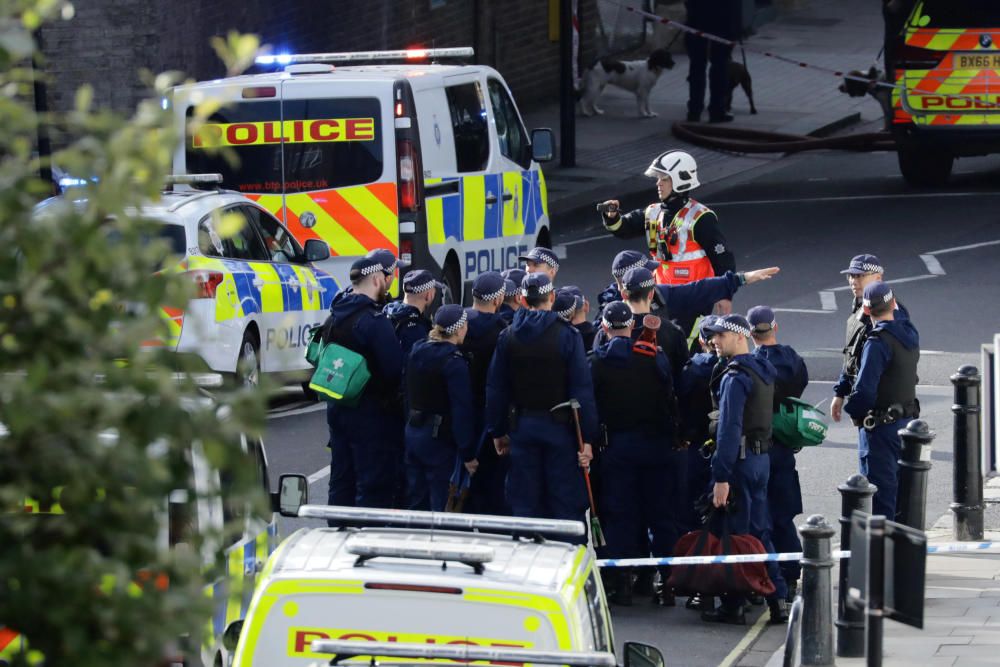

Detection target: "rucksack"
[305, 317, 371, 405]
[772, 396, 827, 450]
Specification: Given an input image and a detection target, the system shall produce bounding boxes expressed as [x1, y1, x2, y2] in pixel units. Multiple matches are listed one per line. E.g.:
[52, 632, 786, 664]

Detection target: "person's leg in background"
[686, 32, 709, 121]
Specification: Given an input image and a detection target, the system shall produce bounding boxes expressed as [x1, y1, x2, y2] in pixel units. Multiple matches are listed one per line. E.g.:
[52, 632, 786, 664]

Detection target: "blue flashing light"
[276, 53, 293, 65]
[255, 55, 276, 66]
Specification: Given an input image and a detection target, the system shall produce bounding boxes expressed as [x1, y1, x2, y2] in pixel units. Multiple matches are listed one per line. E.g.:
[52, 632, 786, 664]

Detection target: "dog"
[578, 48, 675, 118]
[726, 59, 757, 115]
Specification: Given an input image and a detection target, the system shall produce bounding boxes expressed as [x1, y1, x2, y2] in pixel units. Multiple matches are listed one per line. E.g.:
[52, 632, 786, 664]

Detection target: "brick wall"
[39, 0, 602, 115]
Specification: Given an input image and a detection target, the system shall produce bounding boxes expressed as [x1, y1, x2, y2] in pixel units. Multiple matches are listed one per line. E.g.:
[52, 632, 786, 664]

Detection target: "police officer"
[701, 314, 788, 625]
[598, 151, 736, 324]
[499, 268, 527, 324]
[518, 247, 560, 281]
[383, 269, 440, 360]
[461, 271, 512, 515]
[485, 272, 597, 539]
[748, 305, 809, 602]
[325, 248, 404, 509]
[404, 304, 479, 511]
[562, 285, 596, 352]
[831, 254, 910, 424]
[844, 283, 920, 519]
[592, 301, 680, 607]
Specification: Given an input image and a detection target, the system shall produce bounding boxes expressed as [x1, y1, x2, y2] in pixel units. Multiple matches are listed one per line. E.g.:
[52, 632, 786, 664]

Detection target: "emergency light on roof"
[255, 47, 474, 66]
[311, 640, 619, 667]
[345, 535, 495, 567]
[164, 173, 223, 185]
[298, 504, 586, 538]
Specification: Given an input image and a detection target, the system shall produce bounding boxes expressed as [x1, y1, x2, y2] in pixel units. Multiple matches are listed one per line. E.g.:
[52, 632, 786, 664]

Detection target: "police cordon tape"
[604, 0, 1000, 111]
[596, 541, 1000, 568]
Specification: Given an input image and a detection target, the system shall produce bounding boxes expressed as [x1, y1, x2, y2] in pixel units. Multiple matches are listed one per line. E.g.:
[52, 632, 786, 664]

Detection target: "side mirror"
[304, 239, 331, 262]
[222, 619, 243, 652]
[623, 642, 665, 667]
[274, 474, 308, 517]
[530, 128, 555, 163]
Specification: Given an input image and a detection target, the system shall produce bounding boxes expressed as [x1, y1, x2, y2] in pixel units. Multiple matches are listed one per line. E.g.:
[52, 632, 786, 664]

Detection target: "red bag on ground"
[666, 510, 776, 597]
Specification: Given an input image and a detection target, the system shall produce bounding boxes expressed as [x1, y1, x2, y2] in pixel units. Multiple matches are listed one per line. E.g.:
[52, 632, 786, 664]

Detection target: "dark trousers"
[859, 420, 904, 519]
[466, 431, 511, 515]
[768, 444, 804, 585]
[684, 444, 714, 531]
[686, 34, 733, 118]
[327, 404, 397, 509]
[404, 425, 456, 512]
[506, 415, 588, 543]
[600, 431, 679, 560]
[716, 452, 788, 609]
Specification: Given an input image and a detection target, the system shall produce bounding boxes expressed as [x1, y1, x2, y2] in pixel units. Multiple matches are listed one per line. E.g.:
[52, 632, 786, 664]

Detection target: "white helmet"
[644, 150, 700, 192]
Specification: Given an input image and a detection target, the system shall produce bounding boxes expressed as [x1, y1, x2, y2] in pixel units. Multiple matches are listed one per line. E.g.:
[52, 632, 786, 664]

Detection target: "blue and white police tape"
[597, 541, 1000, 568]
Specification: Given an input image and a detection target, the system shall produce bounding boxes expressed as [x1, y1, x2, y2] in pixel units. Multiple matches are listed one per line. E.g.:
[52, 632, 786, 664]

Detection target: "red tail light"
[399, 238, 414, 265]
[397, 139, 421, 213]
[185, 270, 224, 298]
[895, 43, 947, 70]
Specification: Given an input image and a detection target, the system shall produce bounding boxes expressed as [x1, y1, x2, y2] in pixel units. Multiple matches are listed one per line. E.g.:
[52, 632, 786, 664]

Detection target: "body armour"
[507, 320, 568, 411]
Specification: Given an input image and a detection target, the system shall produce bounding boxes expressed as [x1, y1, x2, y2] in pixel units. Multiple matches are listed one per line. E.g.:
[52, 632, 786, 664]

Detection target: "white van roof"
[267, 527, 588, 593]
[177, 64, 500, 92]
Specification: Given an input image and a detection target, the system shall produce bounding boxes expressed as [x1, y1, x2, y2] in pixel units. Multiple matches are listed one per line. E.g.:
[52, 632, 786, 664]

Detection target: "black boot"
[768, 598, 790, 625]
[702, 604, 747, 625]
[632, 569, 655, 597]
[609, 569, 633, 606]
[747, 592, 765, 606]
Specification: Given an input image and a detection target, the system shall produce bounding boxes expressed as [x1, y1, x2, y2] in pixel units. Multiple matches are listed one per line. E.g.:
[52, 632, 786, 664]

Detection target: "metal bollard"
[896, 419, 935, 530]
[951, 365, 984, 541]
[837, 474, 876, 658]
[799, 515, 836, 666]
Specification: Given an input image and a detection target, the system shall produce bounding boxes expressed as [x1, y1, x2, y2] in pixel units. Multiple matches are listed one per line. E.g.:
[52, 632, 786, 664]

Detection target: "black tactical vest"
[842, 301, 870, 382]
[592, 345, 673, 432]
[507, 319, 567, 411]
[406, 349, 451, 416]
[871, 328, 919, 410]
[713, 360, 773, 442]
[324, 306, 395, 404]
[461, 317, 505, 405]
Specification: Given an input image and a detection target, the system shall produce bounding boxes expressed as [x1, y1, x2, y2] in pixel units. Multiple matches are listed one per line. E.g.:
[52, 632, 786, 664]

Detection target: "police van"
[223, 504, 663, 667]
[170, 47, 555, 304]
[889, 0, 1000, 185]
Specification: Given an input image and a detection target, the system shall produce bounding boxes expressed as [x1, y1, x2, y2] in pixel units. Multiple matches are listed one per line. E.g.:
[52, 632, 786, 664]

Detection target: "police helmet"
[644, 150, 699, 192]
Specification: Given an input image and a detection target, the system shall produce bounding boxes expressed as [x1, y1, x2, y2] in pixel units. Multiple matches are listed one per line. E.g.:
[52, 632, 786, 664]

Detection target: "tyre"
[897, 146, 953, 187]
[441, 260, 462, 306]
[237, 328, 261, 389]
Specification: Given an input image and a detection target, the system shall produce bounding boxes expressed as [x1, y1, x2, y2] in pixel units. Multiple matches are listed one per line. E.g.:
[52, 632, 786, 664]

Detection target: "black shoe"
[785, 581, 798, 604]
[702, 606, 747, 625]
[768, 598, 790, 625]
[633, 570, 655, 597]
[652, 585, 676, 607]
[686, 111, 702, 122]
[709, 113, 735, 123]
[685, 594, 702, 610]
[747, 592, 765, 606]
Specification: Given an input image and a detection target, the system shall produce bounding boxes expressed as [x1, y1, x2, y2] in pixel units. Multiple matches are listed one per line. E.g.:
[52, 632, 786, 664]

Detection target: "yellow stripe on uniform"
[425, 177, 446, 245]
[462, 175, 486, 241]
[338, 186, 399, 247]
[502, 170, 524, 237]
[286, 193, 369, 257]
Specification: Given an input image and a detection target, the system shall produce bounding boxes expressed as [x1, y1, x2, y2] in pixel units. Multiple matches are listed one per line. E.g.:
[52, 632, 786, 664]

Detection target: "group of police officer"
[317, 148, 920, 628]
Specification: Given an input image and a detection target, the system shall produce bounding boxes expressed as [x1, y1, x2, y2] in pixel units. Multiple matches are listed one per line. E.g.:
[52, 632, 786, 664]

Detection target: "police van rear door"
[278, 76, 397, 290]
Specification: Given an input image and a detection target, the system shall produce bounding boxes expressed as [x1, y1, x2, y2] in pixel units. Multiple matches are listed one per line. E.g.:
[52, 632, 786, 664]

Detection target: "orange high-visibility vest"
[643, 199, 714, 285]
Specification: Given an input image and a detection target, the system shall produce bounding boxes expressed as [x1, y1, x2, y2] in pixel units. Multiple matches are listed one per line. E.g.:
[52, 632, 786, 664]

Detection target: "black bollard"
[896, 419, 935, 530]
[866, 515, 887, 667]
[799, 515, 836, 666]
[837, 474, 876, 658]
[951, 365, 984, 541]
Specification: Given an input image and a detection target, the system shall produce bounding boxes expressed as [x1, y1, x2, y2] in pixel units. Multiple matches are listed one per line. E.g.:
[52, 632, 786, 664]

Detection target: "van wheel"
[237, 329, 261, 389]
[897, 146, 953, 187]
[442, 261, 462, 306]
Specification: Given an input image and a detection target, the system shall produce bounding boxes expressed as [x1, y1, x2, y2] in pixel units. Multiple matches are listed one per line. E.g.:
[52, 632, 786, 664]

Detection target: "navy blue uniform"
[574, 320, 597, 353]
[844, 319, 921, 519]
[404, 339, 478, 511]
[753, 343, 808, 587]
[325, 291, 403, 509]
[711, 353, 787, 604]
[498, 303, 517, 325]
[834, 300, 910, 398]
[384, 302, 431, 360]
[486, 310, 598, 538]
[593, 271, 742, 332]
[678, 350, 719, 531]
[592, 336, 679, 560]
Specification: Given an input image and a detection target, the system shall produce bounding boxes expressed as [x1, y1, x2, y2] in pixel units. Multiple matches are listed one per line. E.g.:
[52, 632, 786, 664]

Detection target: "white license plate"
[956, 53, 1000, 70]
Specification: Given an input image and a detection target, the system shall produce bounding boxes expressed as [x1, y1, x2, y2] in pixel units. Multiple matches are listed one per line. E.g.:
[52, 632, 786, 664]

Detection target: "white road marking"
[713, 191, 1000, 206]
[561, 232, 609, 247]
[266, 403, 325, 420]
[307, 465, 330, 485]
[927, 238, 1000, 256]
[773, 307, 834, 314]
[919, 254, 946, 275]
[553, 244, 568, 259]
[717, 607, 770, 667]
[820, 290, 837, 311]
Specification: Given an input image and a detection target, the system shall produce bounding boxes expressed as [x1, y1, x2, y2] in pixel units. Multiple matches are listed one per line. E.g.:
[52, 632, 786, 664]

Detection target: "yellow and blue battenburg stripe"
[209, 521, 280, 645]
[426, 169, 547, 245]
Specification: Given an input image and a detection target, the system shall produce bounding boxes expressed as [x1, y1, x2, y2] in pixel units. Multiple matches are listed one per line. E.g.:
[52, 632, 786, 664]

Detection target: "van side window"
[583, 570, 612, 651]
[445, 82, 490, 172]
[487, 78, 531, 169]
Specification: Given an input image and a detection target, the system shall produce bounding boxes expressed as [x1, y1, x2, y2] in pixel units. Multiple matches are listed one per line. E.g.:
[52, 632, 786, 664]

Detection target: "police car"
[39, 176, 338, 386]
[170, 47, 554, 305]
[221, 503, 665, 667]
[889, 0, 1000, 185]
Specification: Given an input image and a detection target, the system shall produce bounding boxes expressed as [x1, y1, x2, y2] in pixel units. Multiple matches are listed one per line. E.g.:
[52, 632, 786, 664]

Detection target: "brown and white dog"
[578, 49, 675, 118]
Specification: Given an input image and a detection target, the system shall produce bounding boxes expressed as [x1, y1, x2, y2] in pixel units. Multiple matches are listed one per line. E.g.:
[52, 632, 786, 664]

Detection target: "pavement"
[522, 0, 887, 227]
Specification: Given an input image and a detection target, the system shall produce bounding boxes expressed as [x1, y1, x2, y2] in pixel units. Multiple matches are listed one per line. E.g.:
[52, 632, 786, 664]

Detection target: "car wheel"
[237, 329, 261, 388]
[897, 146, 953, 187]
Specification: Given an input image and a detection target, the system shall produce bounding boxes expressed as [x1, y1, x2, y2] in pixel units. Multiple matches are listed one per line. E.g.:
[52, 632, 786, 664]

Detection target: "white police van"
[170, 47, 555, 304]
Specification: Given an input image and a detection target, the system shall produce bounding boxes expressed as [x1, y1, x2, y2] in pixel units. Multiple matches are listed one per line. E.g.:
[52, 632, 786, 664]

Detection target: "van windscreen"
[185, 98, 383, 195]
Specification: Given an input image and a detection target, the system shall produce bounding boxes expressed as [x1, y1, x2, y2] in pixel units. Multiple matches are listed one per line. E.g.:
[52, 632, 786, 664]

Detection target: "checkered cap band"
[602, 315, 632, 329]
[629, 277, 655, 290]
[718, 320, 751, 337]
[406, 278, 436, 293]
[522, 282, 554, 296]
[529, 251, 559, 269]
[474, 287, 505, 301]
[443, 311, 468, 335]
[503, 280, 519, 297]
[556, 304, 576, 319]
[860, 262, 883, 274]
[360, 263, 384, 277]
[862, 289, 893, 307]
[612, 258, 648, 278]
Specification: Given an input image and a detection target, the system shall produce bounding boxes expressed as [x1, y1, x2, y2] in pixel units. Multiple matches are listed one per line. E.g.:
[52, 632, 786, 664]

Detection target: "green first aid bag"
[305, 320, 371, 405]
[773, 397, 828, 449]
